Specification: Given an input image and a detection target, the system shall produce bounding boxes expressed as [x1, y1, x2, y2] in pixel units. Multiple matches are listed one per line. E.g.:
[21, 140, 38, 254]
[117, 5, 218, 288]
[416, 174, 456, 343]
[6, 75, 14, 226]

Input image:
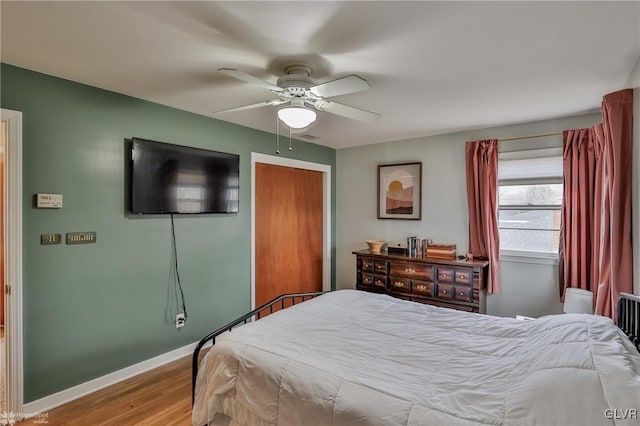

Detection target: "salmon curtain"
[594, 89, 634, 318]
[465, 139, 500, 293]
[560, 89, 633, 319]
[560, 127, 605, 299]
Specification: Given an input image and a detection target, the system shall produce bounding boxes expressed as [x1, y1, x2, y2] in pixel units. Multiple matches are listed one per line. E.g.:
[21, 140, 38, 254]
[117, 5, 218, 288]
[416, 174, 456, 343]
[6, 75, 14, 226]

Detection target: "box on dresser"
[426, 243, 457, 260]
[353, 249, 489, 313]
[387, 245, 408, 256]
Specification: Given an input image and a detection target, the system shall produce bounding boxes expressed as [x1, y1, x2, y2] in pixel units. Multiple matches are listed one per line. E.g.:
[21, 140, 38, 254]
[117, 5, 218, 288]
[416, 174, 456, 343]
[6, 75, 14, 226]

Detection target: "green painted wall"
[0, 63, 336, 402]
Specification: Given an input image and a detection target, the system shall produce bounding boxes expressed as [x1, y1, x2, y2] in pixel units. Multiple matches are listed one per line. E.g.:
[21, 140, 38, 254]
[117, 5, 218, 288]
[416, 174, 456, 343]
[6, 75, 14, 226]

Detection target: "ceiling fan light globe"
[277, 106, 317, 129]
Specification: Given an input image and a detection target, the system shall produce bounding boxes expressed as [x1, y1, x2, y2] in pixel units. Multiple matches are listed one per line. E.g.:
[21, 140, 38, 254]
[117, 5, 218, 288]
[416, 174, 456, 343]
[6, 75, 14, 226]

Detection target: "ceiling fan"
[214, 65, 380, 129]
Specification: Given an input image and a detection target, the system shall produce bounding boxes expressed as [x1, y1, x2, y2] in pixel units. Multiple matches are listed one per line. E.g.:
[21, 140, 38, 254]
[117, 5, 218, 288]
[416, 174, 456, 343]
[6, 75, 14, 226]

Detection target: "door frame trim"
[251, 153, 331, 309]
[1, 108, 24, 415]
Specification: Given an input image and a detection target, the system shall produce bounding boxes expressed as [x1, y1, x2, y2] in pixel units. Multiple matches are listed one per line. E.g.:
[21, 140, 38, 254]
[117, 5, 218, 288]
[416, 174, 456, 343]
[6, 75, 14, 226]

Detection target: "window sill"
[500, 250, 559, 265]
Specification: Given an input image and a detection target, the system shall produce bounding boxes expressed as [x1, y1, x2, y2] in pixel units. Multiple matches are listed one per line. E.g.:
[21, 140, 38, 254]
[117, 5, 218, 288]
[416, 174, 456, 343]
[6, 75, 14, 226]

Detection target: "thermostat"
[36, 193, 63, 208]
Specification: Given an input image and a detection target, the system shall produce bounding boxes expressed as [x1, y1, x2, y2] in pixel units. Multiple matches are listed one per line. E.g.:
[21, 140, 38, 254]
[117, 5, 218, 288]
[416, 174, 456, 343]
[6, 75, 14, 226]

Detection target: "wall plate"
[40, 233, 62, 245]
[36, 193, 63, 208]
[66, 232, 96, 245]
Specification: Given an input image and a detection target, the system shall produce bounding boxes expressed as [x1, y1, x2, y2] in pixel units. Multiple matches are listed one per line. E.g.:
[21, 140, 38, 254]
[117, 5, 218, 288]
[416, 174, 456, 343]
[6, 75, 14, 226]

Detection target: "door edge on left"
[1, 108, 24, 417]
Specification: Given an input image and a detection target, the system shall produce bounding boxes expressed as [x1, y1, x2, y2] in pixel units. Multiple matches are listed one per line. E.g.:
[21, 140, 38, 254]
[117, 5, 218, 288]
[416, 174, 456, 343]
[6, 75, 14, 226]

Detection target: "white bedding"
[193, 290, 640, 426]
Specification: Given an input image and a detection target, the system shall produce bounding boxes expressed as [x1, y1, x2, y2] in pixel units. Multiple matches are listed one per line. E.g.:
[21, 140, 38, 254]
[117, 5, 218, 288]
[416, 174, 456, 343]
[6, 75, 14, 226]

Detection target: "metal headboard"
[617, 292, 640, 352]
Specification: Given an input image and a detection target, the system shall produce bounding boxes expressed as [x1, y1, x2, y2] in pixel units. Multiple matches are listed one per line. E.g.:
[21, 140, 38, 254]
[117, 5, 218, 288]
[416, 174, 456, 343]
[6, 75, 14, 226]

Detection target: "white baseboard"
[22, 339, 211, 416]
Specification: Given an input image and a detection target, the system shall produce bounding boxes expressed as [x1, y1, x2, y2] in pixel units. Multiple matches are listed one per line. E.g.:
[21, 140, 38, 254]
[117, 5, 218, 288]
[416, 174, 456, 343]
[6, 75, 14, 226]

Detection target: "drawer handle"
[415, 284, 427, 292]
[364, 278, 370, 282]
[376, 280, 384, 285]
[393, 281, 404, 288]
[442, 289, 448, 294]
[442, 273, 448, 278]
[458, 275, 465, 279]
[405, 268, 415, 274]
[459, 292, 465, 296]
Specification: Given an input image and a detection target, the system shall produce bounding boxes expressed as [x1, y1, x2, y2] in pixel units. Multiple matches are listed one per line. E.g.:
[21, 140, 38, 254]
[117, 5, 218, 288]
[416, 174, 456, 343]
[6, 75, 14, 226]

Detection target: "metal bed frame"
[191, 291, 325, 404]
[618, 292, 640, 352]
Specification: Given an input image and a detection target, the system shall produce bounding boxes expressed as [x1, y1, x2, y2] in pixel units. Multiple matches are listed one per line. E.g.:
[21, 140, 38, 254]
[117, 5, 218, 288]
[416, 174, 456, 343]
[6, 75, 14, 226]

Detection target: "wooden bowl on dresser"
[366, 240, 386, 254]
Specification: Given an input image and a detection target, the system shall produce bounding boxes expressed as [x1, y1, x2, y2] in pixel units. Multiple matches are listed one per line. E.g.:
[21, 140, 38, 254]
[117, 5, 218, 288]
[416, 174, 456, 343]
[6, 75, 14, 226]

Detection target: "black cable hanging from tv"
[171, 213, 188, 320]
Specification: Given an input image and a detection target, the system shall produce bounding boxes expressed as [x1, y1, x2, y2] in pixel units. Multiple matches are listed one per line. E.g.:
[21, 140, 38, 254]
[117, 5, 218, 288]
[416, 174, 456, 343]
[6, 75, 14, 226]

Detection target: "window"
[498, 148, 563, 255]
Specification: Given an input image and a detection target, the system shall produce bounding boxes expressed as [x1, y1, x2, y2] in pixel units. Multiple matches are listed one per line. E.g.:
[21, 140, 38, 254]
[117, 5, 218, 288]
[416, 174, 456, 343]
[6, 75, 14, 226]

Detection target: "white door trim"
[1, 108, 23, 415]
[250, 153, 332, 310]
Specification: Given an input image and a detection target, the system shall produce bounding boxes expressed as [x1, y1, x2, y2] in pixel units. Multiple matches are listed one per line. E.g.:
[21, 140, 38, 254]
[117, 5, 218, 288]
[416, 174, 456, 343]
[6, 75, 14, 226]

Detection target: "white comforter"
[193, 290, 640, 426]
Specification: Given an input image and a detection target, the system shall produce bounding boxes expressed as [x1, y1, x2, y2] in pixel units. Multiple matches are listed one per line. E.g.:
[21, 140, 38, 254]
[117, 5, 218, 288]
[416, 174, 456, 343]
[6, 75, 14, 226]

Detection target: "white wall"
[625, 55, 640, 296]
[336, 113, 601, 317]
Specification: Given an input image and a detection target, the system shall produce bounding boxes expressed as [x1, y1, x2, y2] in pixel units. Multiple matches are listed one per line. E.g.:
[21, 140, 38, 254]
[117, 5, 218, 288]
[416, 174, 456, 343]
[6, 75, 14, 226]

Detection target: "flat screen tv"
[130, 138, 239, 214]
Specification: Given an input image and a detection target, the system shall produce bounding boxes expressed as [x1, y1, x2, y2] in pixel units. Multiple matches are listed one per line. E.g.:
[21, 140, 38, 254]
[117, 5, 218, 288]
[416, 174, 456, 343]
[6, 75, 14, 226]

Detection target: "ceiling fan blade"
[309, 75, 371, 98]
[214, 99, 287, 114]
[316, 100, 380, 123]
[218, 68, 282, 92]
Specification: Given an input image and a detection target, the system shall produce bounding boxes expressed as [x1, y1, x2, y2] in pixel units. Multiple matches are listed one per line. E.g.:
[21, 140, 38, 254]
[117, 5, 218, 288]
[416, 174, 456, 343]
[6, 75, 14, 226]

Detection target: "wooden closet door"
[255, 163, 323, 309]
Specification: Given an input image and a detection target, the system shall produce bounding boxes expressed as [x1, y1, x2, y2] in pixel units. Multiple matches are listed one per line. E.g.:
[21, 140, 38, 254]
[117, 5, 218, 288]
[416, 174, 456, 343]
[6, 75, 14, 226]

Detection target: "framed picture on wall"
[377, 162, 422, 220]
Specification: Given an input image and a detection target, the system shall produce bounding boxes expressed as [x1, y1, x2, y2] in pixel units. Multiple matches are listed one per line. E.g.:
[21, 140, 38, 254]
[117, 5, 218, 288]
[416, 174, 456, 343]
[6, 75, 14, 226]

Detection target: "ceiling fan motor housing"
[277, 64, 315, 90]
[277, 66, 317, 102]
[277, 75, 315, 90]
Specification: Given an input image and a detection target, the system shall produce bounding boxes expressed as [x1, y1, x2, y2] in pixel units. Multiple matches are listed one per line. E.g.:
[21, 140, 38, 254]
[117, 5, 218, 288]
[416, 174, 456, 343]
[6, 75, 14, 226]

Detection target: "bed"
[192, 290, 640, 426]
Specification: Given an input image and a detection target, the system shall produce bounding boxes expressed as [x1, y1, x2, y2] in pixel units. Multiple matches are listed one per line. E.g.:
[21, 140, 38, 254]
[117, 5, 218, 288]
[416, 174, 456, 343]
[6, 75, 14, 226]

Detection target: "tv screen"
[130, 138, 239, 214]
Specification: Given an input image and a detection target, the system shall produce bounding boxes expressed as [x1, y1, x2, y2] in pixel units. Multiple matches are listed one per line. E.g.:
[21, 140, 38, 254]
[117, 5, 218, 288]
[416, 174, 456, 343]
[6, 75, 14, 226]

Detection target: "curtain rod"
[499, 132, 562, 142]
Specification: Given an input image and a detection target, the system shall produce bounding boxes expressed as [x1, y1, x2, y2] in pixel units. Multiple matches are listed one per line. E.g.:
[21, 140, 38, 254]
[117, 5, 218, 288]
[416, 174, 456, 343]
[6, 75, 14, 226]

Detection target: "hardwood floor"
[16, 355, 194, 426]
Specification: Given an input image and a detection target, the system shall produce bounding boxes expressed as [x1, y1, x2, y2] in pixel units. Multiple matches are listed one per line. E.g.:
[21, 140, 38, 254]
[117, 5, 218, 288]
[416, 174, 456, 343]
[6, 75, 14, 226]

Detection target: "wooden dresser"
[353, 249, 489, 313]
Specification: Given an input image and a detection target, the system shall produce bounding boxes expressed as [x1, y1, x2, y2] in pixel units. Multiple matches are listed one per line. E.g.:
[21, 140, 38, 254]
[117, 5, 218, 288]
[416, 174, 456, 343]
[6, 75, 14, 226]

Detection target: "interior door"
[0, 121, 4, 327]
[255, 163, 323, 309]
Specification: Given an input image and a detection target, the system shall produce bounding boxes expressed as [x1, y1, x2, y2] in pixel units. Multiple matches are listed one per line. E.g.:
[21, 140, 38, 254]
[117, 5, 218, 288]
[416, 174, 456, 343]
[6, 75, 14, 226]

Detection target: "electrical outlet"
[176, 313, 186, 328]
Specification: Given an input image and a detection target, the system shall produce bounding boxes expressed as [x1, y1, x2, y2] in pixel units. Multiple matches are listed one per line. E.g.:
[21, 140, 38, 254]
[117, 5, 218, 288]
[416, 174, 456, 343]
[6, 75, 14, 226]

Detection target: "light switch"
[66, 232, 96, 245]
[36, 193, 63, 208]
[40, 233, 62, 245]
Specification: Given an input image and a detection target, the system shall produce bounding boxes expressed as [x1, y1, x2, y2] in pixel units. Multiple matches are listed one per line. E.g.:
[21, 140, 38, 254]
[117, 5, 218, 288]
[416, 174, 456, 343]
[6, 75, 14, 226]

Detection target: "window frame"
[498, 148, 563, 262]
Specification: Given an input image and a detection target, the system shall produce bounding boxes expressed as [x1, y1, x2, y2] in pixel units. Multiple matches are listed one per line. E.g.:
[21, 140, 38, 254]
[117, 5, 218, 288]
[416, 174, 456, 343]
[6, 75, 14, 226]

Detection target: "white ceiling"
[1, 1, 639, 149]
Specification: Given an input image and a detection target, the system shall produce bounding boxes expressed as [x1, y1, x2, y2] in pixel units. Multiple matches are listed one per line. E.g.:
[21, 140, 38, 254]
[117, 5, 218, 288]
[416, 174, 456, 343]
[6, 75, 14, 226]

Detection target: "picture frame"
[377, 162, 422, 220]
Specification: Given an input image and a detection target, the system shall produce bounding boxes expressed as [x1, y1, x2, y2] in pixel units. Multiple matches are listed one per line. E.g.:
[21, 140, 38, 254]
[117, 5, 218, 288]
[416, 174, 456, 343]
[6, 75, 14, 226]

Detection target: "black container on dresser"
[353, 249, 489, 313]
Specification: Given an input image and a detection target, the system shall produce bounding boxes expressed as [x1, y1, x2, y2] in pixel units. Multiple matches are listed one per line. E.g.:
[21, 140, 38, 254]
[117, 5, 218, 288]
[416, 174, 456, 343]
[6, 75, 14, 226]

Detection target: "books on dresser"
[399, 239, 457, 260]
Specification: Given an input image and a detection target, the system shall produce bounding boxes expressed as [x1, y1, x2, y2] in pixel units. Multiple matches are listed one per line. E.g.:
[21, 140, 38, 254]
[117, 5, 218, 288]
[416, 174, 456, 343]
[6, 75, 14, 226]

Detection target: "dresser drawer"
[411, 279, 433, 296]
[454, 285, 473, 302]
[374, 260, 388, 274]
[437, 283, 454, 300]
[437, 268, 454, 283]
[454, 269, 472, 284]
[373, 275, 387, 288]
[361, 272, 375, 287]
[389, 277, 410, 293]
[361, 257, 375, 272]
[389, 261, 434, 280]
